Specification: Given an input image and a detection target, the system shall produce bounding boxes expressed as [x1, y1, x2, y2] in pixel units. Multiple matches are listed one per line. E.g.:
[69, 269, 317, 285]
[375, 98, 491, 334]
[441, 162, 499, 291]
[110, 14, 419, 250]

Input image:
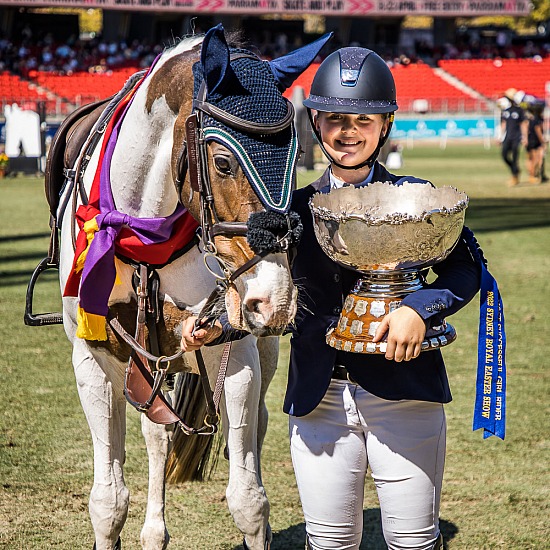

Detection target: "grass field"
[0, 142, 549, 549]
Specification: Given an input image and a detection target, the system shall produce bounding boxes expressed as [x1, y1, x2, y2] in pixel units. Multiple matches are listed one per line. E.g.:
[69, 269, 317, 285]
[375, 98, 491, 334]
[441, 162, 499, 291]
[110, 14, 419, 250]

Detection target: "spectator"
[499, 88, 528, 186]
[524, 97, 547, 184]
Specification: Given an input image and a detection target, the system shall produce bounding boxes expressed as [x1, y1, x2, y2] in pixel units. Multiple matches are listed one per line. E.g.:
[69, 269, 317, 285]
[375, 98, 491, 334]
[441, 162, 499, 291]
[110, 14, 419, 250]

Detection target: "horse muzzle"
[226, 281, 297, 337]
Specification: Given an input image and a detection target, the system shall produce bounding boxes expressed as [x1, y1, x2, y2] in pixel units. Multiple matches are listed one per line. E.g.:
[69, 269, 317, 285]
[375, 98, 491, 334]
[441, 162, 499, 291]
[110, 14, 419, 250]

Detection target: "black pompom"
[247, 210, 303, 254]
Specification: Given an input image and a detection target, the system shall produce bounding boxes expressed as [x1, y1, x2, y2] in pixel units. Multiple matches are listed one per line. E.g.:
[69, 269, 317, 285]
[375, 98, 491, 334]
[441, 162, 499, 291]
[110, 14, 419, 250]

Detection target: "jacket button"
[333, 273, 340, 283]
[333, 306, 342, 315]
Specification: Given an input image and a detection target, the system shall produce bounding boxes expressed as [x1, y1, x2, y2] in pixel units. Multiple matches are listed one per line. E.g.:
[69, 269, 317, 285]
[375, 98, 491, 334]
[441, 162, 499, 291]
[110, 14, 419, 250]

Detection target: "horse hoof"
[92, 536, 121, 550]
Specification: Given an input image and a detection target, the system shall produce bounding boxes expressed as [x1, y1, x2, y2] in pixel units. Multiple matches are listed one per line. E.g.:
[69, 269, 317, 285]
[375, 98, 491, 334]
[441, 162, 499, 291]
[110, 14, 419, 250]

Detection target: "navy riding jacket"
[283, 163, 481, 417]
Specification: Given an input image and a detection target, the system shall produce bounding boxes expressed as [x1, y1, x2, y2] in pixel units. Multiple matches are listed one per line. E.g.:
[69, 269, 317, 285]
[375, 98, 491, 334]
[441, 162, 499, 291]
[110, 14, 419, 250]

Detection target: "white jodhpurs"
[289, 379, 446, 550]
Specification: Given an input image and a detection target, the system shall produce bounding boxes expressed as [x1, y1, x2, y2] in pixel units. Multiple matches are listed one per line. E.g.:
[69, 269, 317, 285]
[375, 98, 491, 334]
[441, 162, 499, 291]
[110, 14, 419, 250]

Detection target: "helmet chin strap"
[307, 109, 394, 171]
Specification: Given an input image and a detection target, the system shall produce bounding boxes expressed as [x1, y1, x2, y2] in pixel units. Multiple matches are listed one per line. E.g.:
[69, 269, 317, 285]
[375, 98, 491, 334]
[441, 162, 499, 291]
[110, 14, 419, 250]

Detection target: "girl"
[183, 48, 482, 550]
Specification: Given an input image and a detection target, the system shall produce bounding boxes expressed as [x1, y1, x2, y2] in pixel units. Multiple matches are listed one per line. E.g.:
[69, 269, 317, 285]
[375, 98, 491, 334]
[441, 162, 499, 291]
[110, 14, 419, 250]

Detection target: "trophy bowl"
[310, 182, 469, 354]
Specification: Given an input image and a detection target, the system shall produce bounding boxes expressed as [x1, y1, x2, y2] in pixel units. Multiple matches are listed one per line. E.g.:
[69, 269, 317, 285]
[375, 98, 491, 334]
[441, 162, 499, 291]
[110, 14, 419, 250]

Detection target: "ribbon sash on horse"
[64, 71, 198, 340]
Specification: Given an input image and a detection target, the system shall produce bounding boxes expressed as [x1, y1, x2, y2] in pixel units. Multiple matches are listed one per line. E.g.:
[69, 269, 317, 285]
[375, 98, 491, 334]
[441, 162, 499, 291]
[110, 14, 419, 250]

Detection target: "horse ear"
[268, 32, 333, 91]
[201, 24, 237, 96]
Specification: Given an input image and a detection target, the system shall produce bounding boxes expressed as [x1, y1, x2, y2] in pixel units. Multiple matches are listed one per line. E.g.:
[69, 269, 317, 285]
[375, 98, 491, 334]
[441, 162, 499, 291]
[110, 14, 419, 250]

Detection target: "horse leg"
[72, 339, 129, 550]
[220, 336, 270, 550]
[140, 414, 172, 550]
[256, 336, 279, 470]
[251, 336, 279, 549]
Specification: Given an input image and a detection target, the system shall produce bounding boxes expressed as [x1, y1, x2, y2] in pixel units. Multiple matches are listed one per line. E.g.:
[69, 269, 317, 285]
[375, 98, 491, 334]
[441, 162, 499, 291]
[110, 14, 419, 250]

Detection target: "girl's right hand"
[372, 306, 426, 362]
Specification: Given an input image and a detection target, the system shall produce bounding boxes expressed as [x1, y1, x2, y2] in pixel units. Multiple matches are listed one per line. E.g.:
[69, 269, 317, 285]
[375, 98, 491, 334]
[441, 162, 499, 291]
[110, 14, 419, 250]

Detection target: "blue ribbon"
[473, 261, 506, 439]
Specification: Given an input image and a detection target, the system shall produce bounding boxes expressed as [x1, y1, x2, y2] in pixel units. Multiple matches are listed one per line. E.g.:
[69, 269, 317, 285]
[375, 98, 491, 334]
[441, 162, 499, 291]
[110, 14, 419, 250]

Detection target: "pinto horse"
[48, 25, 331, 550]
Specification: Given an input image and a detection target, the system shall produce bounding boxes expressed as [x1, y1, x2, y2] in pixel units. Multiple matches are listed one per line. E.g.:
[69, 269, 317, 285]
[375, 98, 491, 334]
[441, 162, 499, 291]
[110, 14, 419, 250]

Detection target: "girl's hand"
[181, 316, 222, 352]
[372, 306, 426, 362]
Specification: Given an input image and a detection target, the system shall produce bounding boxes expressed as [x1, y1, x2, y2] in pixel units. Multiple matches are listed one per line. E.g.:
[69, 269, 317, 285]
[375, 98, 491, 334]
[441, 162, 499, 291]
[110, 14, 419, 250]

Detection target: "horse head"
[150, 25, 331, 336]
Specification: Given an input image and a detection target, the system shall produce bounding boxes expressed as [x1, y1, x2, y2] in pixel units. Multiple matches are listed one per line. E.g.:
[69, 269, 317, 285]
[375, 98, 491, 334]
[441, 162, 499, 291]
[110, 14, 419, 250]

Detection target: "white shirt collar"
[328, 166, 374, 190]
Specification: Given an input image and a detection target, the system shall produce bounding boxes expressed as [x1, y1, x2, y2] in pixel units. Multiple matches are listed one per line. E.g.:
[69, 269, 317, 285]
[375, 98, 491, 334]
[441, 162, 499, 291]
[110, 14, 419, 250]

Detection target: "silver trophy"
[310, 182, 469, 354]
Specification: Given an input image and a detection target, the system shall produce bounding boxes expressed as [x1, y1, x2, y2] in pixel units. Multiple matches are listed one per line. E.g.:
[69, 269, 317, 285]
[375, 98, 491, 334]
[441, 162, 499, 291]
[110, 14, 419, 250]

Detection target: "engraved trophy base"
[326, 270, 457, 354]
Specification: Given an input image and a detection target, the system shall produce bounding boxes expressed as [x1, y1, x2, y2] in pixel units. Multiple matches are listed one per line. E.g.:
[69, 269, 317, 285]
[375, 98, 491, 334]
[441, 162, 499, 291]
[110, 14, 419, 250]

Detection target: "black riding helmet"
[303, 47, 398, 170]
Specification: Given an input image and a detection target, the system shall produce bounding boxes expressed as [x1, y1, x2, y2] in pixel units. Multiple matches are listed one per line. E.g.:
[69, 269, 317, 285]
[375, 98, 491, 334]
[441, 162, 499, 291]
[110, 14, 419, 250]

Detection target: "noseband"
[175, 53, 301, 327]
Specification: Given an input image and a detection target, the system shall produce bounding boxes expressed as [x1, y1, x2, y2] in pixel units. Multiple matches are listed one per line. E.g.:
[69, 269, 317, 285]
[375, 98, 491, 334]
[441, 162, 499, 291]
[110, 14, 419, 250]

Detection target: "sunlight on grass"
[1, 143, 549, 548]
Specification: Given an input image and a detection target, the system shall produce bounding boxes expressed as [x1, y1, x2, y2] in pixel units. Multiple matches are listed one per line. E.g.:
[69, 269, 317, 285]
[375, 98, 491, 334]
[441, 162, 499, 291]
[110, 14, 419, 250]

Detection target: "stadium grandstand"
[0, 0, 548, 163]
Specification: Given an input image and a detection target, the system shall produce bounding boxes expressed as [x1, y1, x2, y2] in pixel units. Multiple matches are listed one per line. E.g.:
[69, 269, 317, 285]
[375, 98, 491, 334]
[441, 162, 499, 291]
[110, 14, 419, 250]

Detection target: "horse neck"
[107, 84, 178, 218]
[108, 43, 198, 219]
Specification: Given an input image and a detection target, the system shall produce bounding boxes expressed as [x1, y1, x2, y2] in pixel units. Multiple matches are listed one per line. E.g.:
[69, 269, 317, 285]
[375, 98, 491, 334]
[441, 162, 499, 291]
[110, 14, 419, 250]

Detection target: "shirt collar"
[321, 165, 375, 193]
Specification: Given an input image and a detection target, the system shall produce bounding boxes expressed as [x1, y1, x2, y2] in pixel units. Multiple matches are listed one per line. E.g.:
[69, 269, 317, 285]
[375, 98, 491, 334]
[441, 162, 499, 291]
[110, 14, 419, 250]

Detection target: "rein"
[108, 263, 229, 435]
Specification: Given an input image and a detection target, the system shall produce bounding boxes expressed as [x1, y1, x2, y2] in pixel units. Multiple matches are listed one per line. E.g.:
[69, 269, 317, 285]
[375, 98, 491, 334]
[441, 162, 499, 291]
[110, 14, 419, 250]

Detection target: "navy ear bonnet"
[192, 52, 298, 214]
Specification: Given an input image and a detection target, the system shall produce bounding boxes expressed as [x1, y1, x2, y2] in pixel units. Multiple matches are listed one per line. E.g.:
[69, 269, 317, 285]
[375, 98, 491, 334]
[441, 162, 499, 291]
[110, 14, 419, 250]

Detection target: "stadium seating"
[391, 63, 484, 112]
[285, 62, 485, 113]
[30, 67, 140, 106]
[438, 58, 550, 100]
[0, 70, 64, 114]
[1, 57, 548, 117]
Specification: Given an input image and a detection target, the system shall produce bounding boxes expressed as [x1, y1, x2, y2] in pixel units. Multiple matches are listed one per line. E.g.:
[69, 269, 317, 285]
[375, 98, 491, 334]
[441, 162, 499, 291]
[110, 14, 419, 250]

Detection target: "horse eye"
[214, 156, 233, 175]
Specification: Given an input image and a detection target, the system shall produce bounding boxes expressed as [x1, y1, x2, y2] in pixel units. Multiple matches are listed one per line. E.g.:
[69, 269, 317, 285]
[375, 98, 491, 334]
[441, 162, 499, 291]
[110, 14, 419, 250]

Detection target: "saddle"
[44, 97, 111, 219]
[25, 98, 113, 327]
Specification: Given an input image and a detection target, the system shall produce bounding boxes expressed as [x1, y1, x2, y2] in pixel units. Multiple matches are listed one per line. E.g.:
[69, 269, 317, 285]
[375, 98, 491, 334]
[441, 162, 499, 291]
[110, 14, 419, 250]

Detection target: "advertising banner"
[0, 0, 531, 16]
[391, 117, 496, 139]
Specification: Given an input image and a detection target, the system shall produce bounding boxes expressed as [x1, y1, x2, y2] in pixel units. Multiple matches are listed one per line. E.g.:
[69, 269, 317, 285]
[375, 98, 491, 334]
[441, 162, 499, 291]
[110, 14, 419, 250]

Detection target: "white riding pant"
[289, 379, 446, 550]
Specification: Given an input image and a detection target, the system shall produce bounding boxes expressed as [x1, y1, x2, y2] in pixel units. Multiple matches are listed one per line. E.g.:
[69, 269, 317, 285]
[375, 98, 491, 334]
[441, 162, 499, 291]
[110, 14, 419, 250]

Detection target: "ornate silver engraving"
[310, 182, 468, 273]
[354, 300, 368, 316]
[350, 320, 364, 336]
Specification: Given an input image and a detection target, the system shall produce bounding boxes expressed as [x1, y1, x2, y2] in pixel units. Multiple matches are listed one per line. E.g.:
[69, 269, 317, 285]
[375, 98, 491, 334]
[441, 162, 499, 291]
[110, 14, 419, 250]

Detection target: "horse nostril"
[245, 299, 262, 314]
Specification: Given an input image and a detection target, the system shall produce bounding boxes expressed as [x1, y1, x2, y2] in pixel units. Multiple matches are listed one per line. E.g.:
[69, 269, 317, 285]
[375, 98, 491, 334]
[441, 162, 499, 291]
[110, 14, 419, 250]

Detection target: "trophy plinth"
[310, 182, 468, 355]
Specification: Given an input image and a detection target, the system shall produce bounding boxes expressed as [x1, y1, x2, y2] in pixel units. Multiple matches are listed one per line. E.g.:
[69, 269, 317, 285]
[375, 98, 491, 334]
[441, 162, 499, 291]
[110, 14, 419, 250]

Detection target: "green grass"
[0, 142, 549, 549]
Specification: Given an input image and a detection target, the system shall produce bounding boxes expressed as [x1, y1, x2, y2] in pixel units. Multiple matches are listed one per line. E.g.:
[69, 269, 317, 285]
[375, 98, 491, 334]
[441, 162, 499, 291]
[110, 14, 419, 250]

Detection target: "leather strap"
[118, 263, 230, 434]
[331, 365, 357, 384]
[185, 113, 202, 194]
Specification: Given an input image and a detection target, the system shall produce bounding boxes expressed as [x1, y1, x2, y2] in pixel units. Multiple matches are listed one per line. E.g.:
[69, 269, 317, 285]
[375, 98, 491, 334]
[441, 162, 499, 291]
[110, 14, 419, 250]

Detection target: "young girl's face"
[315, 111, 389, 176]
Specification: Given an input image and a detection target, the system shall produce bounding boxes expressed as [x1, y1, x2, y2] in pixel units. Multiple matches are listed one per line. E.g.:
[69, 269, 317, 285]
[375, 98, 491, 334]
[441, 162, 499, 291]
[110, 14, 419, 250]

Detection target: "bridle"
[175, 52, 301, 328]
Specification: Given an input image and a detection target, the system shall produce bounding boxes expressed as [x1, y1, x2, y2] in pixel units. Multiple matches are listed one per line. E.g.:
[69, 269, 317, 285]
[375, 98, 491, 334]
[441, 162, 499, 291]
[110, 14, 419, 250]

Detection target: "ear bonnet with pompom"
[193, 25, 332, 213]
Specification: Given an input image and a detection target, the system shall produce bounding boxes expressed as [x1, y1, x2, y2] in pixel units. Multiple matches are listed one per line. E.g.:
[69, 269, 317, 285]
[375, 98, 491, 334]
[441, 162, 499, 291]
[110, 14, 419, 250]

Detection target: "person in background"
[182, 47, 483, 550]
[523, 97, 546, 184]
[499, 88, 528, 186]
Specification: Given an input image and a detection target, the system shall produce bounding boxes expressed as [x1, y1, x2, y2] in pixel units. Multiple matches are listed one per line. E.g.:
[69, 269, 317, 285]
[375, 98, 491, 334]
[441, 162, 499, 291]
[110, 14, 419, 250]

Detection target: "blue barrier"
[391, 117, 496, 140]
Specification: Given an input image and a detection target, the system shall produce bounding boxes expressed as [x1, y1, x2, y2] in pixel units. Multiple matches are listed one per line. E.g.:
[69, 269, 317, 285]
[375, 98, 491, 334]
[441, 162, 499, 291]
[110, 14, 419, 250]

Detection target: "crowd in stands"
[0, 26, 548, 79]
[397, 32, 549, 66]
[0, 32, 162, 78]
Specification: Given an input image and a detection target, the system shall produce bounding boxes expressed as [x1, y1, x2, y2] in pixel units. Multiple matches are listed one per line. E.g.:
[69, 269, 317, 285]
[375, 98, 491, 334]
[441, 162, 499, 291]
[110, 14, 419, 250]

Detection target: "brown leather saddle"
[25, 98, 114, 327]
[44, 97, 112, 219]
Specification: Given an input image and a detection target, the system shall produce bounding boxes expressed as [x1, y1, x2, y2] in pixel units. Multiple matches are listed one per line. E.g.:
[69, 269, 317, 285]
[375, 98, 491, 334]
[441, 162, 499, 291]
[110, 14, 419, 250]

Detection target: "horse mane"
[166, 29, 260, 58]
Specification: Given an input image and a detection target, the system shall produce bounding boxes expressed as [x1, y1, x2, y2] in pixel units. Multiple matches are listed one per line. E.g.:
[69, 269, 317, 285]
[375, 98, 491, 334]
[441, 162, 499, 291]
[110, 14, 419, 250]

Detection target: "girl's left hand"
[181, 316, 222, 352]
[372, 306, 426, 362]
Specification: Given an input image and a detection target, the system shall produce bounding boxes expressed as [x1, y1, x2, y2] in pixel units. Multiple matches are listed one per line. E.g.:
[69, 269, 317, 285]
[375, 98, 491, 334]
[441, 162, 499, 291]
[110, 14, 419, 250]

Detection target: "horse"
[45, 25, 332, 550]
